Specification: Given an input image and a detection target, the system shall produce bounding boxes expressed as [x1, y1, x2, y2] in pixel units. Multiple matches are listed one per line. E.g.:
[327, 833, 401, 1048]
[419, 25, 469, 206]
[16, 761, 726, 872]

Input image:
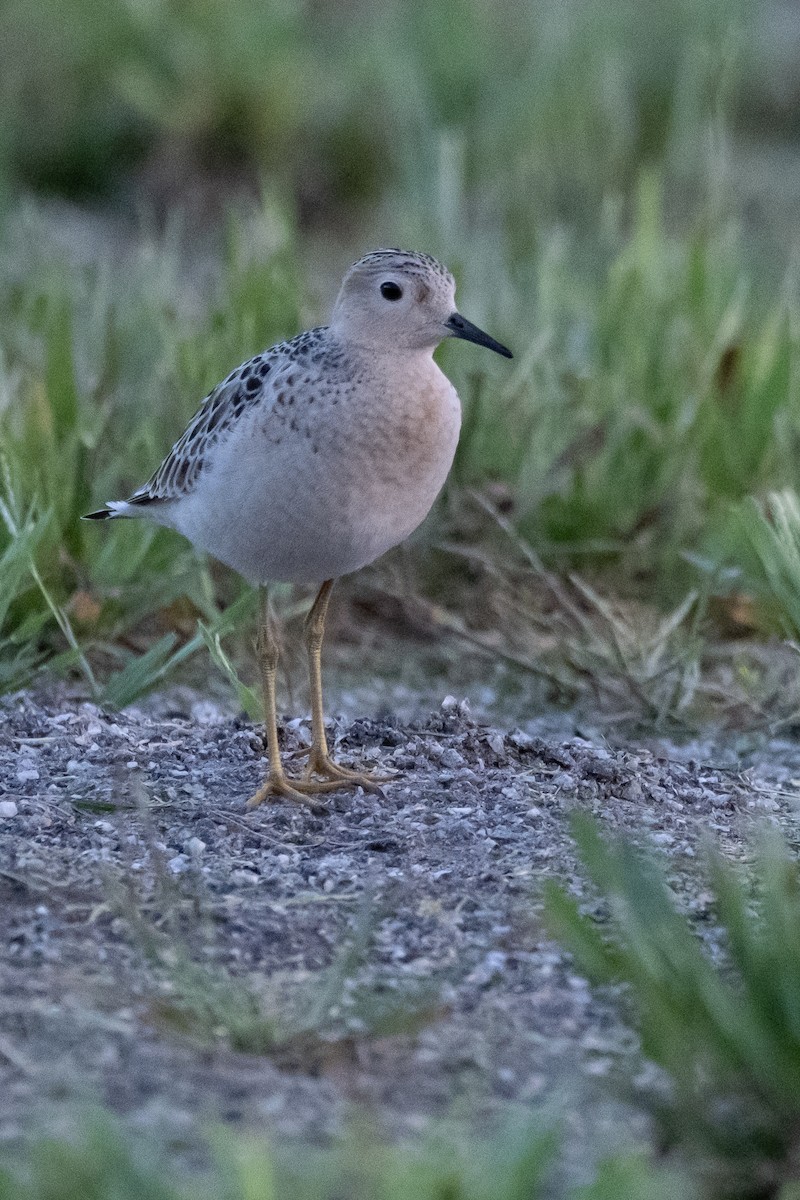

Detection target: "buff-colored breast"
[166, 349, 461, 584]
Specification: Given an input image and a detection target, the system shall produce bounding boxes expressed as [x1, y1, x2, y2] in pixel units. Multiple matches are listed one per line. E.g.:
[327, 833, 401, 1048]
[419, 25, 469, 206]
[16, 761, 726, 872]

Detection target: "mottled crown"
[347, 248, 454, 287]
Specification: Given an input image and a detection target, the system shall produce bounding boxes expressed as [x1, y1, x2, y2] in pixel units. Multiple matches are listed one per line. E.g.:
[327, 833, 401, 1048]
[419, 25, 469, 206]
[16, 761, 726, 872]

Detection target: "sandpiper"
[85, 249, 512, 810]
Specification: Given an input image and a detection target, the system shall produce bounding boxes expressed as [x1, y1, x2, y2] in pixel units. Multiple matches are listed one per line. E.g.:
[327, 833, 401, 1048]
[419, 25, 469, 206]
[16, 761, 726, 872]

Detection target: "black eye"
[380, 281, 403, 301]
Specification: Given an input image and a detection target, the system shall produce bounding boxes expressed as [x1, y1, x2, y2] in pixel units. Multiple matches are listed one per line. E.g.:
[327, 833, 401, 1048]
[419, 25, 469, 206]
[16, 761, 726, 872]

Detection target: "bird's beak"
[445, 312, 513, 359]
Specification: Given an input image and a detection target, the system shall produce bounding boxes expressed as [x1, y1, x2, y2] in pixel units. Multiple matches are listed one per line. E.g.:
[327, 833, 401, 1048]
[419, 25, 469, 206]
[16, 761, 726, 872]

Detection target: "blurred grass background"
[2, 0, 800, 712]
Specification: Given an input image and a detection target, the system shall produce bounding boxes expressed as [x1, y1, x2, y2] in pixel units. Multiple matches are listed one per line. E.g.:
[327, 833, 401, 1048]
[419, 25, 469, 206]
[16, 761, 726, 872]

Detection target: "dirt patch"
[0, 688, 797, 1163]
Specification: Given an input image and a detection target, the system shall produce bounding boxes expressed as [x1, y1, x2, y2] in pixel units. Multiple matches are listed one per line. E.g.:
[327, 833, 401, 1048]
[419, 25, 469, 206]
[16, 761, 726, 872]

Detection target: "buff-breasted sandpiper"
[85, 249, 512, 811]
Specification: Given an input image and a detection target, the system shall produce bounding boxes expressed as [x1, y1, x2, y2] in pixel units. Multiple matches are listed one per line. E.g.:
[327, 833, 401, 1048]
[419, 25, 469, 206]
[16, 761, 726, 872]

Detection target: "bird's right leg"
[246, 586, 328, 812]
[301, 579, 391, 790]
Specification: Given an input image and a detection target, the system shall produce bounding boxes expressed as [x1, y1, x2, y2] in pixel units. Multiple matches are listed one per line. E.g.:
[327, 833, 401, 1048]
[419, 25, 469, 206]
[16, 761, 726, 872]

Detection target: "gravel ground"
[1, 684, 799, 1165]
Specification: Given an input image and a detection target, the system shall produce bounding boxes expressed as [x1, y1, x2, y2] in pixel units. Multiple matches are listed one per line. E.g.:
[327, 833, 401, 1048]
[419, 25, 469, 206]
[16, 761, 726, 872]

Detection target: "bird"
[84, 249, 512, 812]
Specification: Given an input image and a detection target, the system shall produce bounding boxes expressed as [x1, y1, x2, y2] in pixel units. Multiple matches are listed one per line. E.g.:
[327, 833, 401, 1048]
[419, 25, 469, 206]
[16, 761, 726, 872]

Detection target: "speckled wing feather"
[125, 330, 327, 507]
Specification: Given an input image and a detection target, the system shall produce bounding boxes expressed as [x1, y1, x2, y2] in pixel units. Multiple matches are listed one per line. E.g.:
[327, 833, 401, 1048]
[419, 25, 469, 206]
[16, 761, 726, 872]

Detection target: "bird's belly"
[170, 377, 461, 583]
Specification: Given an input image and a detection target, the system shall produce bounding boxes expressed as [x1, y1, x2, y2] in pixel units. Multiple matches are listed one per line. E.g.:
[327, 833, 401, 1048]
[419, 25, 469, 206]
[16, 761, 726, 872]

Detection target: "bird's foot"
[303, 748, 395, 794]
[246, 760, 392, 812]
[246, 771, 337, 814]
[284, 742, 395, 792]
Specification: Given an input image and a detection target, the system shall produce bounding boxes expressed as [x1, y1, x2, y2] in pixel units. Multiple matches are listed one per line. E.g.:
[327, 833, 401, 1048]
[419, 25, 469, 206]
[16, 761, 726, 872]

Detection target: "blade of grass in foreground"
[546, 816, 800, 1198]
[98, 587, 259, 710]
[0, 457, 99, 694]
[198, 618, 262, 721]
[732, 490, 800, 640]
[0, 1105, 700, 1199]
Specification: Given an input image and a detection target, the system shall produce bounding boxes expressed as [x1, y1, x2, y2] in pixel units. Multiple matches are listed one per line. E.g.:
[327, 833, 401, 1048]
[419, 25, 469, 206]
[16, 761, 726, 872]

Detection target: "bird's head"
[330, 249, 512, 359]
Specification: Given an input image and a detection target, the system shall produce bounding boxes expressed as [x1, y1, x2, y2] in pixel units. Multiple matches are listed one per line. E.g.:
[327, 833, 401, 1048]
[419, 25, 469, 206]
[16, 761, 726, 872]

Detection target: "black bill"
[445, 312, 513, 359]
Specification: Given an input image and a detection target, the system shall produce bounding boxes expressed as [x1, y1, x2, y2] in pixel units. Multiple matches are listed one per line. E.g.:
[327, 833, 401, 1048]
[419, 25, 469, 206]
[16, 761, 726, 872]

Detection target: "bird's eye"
[380, 281, 403, 301]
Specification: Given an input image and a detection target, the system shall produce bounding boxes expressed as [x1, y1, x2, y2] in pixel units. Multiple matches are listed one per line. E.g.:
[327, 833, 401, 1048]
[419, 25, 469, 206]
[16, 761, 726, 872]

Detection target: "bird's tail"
[82, 500, 135, 521]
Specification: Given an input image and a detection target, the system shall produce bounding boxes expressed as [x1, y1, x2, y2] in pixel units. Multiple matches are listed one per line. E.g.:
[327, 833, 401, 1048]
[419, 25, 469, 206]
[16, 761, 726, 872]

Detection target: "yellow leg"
[246, 587, 333, 812]
[246, 584, 390, 812]
[302, 580, 392, 792]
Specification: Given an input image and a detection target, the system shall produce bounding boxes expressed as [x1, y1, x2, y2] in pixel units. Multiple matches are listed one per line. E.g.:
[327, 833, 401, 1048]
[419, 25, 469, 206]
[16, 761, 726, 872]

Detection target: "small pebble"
[0, 801, 18, 818]
[467, 950, 508, 986]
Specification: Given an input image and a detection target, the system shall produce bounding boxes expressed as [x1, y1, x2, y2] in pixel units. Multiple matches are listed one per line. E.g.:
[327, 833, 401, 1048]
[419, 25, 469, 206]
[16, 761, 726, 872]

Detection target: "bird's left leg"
[302, 579, 392, 791]
[246, 586, 329, 811]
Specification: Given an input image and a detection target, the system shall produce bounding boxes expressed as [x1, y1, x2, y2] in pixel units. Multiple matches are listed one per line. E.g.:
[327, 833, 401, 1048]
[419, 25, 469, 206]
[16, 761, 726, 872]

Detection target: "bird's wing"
[125, 338, 307, 507]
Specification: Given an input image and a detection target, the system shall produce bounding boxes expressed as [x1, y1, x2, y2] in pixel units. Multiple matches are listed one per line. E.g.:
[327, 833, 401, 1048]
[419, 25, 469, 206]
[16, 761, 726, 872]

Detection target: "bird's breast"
[172, 354, 462, 583]
[340, 358, 461, 497]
